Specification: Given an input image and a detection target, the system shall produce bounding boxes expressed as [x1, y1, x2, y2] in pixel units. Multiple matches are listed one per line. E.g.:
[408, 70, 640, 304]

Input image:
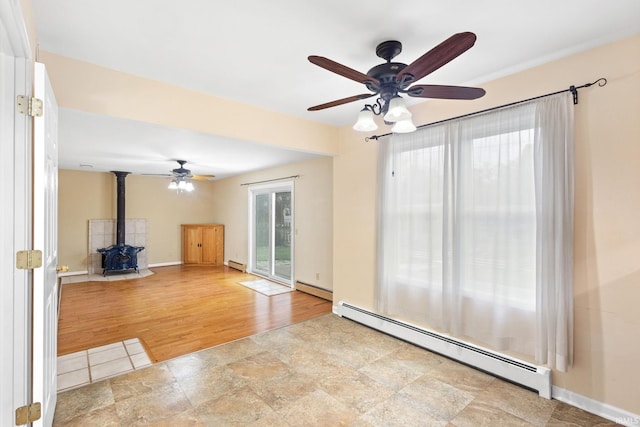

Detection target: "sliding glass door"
[249, 182, 293, 285]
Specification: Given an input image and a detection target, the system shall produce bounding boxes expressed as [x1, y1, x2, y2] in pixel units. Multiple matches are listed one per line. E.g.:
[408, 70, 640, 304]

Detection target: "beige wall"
[58, 170, 219, 271]
[333, 35, 640, 413]
[211, 156, 333, 290]
[38, 51, 338, 157]
[58, 171, 113, 271]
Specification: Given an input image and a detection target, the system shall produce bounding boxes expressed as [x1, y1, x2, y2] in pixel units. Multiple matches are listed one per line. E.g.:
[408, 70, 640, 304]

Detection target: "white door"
[32, 62, 59, 427]
[0, 2, 33, 426]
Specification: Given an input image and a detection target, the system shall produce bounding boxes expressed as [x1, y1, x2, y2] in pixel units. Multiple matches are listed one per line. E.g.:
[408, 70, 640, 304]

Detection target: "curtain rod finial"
[594, 77, 607, 87]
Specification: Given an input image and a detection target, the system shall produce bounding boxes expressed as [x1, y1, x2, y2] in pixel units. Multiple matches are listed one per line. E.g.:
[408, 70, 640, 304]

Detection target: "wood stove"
[97, 171, 145, 276]
[98, 244, 144, 276]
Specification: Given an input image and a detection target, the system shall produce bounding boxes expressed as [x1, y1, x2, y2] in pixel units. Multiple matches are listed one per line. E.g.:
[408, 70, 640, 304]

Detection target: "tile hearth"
[61, 268, 154, 284]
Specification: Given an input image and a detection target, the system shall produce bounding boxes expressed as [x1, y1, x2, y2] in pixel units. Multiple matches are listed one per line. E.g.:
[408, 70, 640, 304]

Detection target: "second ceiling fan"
[308, 32, 486, 131]
[145, 160, 216, 192]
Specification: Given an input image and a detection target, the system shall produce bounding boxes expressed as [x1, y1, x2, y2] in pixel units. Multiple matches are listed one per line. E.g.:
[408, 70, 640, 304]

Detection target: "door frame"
[247, 181, 295, 286]
[0, 0, 33, 425]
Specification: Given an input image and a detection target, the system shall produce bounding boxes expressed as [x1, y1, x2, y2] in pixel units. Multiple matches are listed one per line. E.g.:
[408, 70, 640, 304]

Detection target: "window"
[377, 93, 574, 369]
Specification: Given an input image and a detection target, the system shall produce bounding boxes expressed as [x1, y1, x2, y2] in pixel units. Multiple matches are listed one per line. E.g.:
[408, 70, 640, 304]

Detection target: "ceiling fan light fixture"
[391, 118, 417, 134]
[383, 95, 412, 122]
[168, 179, 178, 190]
[353, 108, 378, 132]
[185, 181, 195, 192]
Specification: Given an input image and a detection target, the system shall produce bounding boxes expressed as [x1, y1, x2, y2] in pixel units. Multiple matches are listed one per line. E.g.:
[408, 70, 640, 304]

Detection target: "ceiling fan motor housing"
[172, 160, 191, 176]
[367, 62, 409, 104]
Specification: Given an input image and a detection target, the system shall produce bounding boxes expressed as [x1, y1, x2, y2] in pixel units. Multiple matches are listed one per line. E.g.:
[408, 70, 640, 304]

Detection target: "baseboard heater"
[334, 301, 551, 398]
[228, 260, 246, 272]
[295, 280, 333, 301]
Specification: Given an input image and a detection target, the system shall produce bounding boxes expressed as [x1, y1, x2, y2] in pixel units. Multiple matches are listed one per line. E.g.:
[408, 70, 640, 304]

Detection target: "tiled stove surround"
[88, 219, 148, 275]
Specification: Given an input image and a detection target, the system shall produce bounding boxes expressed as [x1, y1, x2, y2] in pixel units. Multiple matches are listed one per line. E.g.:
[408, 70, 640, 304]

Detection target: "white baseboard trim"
[552, 386, 640, 426]
[148, 261, 183, 267]
[58, 270, 88, 277]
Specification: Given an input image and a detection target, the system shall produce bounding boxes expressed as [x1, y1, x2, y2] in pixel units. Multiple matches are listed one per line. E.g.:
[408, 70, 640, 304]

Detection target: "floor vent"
[228, 260, 246, 272]
[295, 280, 333, 301]
[334, 301, 551, 398]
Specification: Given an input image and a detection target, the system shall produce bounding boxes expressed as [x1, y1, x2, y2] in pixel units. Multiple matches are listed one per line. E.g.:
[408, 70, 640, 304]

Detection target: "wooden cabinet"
[182, 224, 224, 265]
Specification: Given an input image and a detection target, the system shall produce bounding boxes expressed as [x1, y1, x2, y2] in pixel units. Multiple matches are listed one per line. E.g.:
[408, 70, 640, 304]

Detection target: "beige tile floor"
[53, 314, 621, 426]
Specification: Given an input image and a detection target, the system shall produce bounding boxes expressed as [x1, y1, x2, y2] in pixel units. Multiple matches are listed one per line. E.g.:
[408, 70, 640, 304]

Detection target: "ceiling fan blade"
[308, 93, 376, 111]
[309, 56, 380, 86]
[397, 32, 477, 83]
[407, 85, 486, 100]
[191, 174, 216, 181]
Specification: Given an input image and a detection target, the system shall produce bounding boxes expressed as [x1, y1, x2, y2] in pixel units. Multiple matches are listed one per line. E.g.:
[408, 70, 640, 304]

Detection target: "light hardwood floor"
[58, 265, 332, 363]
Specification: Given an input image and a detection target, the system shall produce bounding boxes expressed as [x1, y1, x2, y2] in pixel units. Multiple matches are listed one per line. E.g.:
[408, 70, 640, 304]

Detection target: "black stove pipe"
[112, 171, 130, 246]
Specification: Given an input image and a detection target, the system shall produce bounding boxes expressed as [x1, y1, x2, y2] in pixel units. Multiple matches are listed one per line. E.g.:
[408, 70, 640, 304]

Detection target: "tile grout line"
[86, 349, 92, 383]
[124, 340, 138, 370]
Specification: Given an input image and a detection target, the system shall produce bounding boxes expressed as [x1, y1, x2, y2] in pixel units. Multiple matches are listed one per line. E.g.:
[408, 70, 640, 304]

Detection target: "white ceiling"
[32, 0, 640, 178]
[57, 109, 321, 178]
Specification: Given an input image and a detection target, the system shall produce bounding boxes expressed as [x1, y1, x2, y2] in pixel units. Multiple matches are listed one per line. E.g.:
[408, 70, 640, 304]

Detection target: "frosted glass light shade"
[185, 181, 195, 192]
[391, 118, 417, 133]
[383, 96, 412, 122]
[168, 180, 178, 190]
[353, 108, 378, 132]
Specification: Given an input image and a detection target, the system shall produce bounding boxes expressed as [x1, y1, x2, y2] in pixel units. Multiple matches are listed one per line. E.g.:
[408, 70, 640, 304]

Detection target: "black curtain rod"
[366, 77, 607, 141]
[240, 175, 300, 186]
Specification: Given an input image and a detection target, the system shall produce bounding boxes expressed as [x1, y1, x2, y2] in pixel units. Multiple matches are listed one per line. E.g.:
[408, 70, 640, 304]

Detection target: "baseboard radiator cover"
[334, 301, 552, 399]
[295, 280, 333, 301]
[228, 260, 246, 272]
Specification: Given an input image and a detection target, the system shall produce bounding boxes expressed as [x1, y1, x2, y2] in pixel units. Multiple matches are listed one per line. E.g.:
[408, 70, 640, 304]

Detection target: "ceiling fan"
[307, 32, 486, 132]
[145, 160, 215, 191]
[167, 160, 215, 181]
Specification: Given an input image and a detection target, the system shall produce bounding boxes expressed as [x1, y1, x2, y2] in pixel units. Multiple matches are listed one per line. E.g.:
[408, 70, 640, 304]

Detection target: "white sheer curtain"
[376, 92, 574, 370]
[534, 93, 574, 371]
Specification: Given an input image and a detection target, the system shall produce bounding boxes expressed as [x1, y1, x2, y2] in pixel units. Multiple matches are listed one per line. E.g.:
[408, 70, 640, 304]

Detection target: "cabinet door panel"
[201, 226, 217, 264]
[183, 227, 202, 264]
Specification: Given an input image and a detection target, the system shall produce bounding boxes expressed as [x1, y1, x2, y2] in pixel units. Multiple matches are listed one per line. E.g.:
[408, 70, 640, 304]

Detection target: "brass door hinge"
[15, 402, 41, 425]
[16, 250, 42, 270]
[16, 95, 43, 117]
